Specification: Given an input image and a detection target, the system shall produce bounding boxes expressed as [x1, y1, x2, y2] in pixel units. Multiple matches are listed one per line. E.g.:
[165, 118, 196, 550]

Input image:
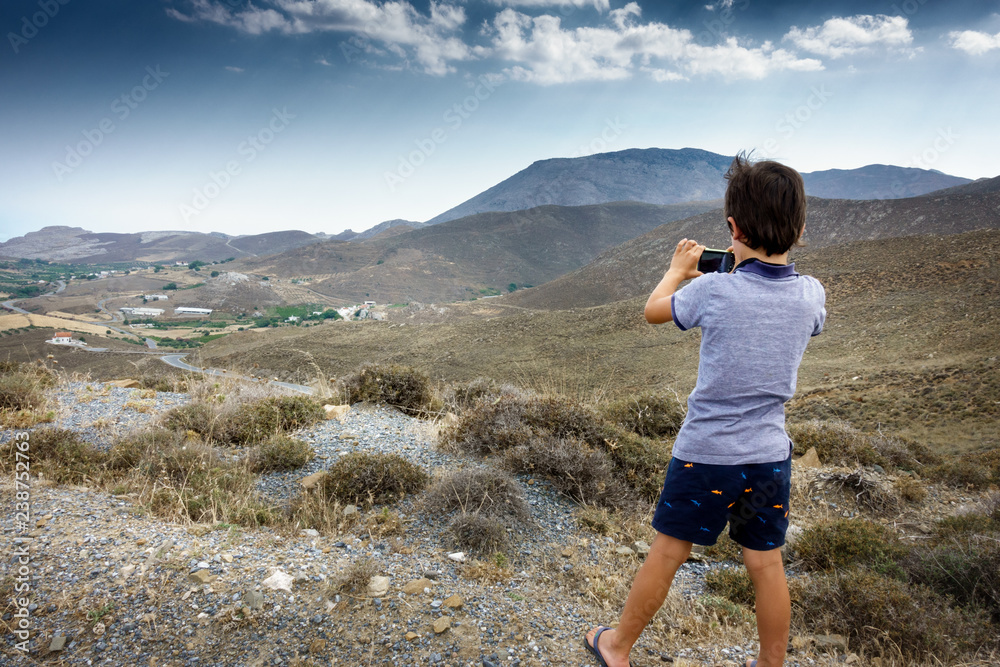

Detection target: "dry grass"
[336, 363, 440, 417]
[793, 518, 906, 575]
[0, 427, 103, 485]
[246, 434, 315, 472]
[424, 467, 530, 522]
[314, 452, 429, 507]
[599, 390, 686, 438]
[326, 557, 378, 596]
[0, 359, 58, 428]
[788, 419, 936, 471]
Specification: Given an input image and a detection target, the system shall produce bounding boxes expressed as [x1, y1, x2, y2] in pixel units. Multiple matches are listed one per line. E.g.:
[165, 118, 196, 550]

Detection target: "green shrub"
[0, 427, 103, 484]
[338, 363, 437, 416]
[901, 540, 1000, 621]
[319, 452, 429, 506]
[248, 435, 315, 472]
[705, 566, 755, 606]
[0, 373, 46, 412]
[425, 467, 530, 522]
[503, 435, 630, 506]
[600, 426, 672, 503]
[600, 391, 685, 438]
[226, 395, 325, 444]
[926, 449, 1000, 489]
[794, 518, 906, 575]
[161, 402, 218, 437]
[792, 568, 990, 663]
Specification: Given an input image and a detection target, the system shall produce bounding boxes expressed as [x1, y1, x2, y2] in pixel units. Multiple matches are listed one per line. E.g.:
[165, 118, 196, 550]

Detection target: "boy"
[585, 154, 826, 667]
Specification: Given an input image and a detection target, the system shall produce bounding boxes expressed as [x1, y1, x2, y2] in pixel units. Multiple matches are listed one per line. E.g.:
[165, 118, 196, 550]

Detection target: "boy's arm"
[644, 239, 705, 325]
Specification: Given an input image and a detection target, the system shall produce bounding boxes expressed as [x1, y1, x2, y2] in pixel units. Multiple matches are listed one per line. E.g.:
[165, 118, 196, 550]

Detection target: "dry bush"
[448, 512, 511, 554]
[337, 363, 439, 416]
[900, 539, 1000, 621]
[288, 492, 354, 536]
[791, 568, 990, 663]
[704, 531, 743, 563]
[926, 449, 1000, 489]
[893, 475, 927, 503]
[425, 467, 530, 522]
[0, 427, 103, 484]
[443, 377, 526, 413]
[326, 557, 378, 596]
[105, 428, 278, 527]
[600, 391, 685, 438]
[704, 566, 755, 606]
[0, 361, 57, 427]
[442, 392, 670, 508]
[818, 468, 899, 515]
[318, 452, 429, 506]
[247, 435, 315, 473]
[788, 420, 935, 470]
[793, 518, 906, 574]
[161, 395, 324, 446]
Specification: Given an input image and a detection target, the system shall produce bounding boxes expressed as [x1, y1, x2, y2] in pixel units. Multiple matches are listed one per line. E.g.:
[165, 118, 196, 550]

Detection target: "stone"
[343, 505, 359, 518]
[616, 546, 636, 556]
[403, 578, 433, 595]
[323, 404, 350, 421]
[189, 569, 217, 585]
[301, 529, 320, 537]
[186, 524, 212, 537]
[135, 538, 147, 546]
[432, 616, 451, 634]
[93, 622, 105, 636]
[443, 595, 463, 609]
[813, 634, 849, 653]
[784, 524, 804, 546]
[632, 541, 651, 556]
[262, 569, 294, 592]
[243, 591, 264, 609]
[309, 638, 327, 654]
[560, 547, 574, 558]
[367, 576, 390, 597]
[299, 471, 327, 491]
[796, 447, 821, 469]
[108, 379, 140, 388]
[120, 564, 136, 581]
[405, 631, 420, 642]
[48, 635, 67, 652]
[221, 554, 233, 563]
[447, 552, 466, 563]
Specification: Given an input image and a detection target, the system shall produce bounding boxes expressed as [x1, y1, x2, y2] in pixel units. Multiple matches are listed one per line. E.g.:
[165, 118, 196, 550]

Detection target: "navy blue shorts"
[651, 450, 791, 551]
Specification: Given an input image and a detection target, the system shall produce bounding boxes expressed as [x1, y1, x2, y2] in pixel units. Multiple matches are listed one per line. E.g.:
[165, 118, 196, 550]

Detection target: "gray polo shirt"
[670, 259, 826, 465]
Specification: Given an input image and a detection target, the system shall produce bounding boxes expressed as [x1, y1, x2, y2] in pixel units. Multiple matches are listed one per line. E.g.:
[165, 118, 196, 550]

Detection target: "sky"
[1, 0, 998, 241]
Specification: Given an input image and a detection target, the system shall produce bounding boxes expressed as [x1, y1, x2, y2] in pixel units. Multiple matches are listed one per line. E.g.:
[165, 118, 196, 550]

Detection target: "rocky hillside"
[428, 148, 972, 224]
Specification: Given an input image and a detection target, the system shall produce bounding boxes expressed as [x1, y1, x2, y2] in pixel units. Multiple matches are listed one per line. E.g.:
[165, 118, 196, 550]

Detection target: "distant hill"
[350, 219, 428, 241]
[504, 181, 1000, 310]
[236, 200, 722, 303]
[428, 148, 971, 223]
[0, 227, 324, 264]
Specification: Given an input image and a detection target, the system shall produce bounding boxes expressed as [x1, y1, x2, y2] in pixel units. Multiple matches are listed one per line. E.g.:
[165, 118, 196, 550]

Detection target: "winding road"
[159, 353, 313, 395]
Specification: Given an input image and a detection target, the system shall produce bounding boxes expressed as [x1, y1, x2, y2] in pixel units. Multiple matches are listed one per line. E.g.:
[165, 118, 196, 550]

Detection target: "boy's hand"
[667, 239, 705, 281]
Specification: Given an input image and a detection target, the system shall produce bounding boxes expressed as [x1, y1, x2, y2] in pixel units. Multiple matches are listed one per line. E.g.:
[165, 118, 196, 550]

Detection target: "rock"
[796, 447, 821, 469]
[784, 524, 804, 546]
[120, 564, 135, 581]
[186, 524, 212, 537]
[221, 554, 233, 563]
[301, 529, 320, 538]
[108, 379, 140, 388]
[632, 541, 651, 556]
[343, 505, 359, 518]
[813, 633, 849, 653]
[447, 552, 466, 563]
[403, 578, 433, 595]
[135, 538, 147, 546]
[405, 631, 420, 642]
[299, 471, 327, 491]
[246, 589, 265, 610]
[560, 547, 574, 558]
[432, 616, 451, 634]
[616, 546, 636, 556]
[309, 638, 327, 654]
[324, 404, 350, 421]
[189, 569, 217, 585]
[687, 546, 706, 563]
[262, 570, 294, 592]
[93, 622, 105, 636]
[443, 595, 463, 609]
[367, 576, 390, 597]
[48, 635, 67, 652]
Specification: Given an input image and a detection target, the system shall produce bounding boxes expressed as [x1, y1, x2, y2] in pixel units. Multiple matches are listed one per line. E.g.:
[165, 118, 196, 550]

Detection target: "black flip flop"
[584, 626, 635, 667]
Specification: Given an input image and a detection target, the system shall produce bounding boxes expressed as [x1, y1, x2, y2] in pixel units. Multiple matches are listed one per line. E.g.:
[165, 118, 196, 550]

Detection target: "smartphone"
[697, 248, 735, 274]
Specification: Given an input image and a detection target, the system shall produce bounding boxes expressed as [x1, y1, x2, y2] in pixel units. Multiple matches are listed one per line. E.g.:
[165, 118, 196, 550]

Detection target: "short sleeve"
[810, 278, 827, 337]
[671, 274, 714, 331]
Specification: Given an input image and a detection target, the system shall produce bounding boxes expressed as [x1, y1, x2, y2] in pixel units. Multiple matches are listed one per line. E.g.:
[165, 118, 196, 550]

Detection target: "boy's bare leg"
[585, 532, 692, 667]
[743, 546, 790, 667]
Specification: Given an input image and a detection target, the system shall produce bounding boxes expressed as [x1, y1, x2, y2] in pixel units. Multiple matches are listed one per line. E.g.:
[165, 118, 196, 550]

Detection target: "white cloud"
[487, 0, 611, 12]
[784, 14, 914, 59]
[486, 4, 822, 84]
[224, 65, 245, 73]
[166, 0, 476, 75]
[949, 29, 1000, 55]
[315, 57, 333, 66]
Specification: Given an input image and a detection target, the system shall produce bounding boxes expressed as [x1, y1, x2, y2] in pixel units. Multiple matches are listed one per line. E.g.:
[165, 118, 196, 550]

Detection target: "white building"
[174, 307, 213, 315]
[47, 332, 87, 347]
[120, 307, 165, 317]
[144, 294, 169, 301]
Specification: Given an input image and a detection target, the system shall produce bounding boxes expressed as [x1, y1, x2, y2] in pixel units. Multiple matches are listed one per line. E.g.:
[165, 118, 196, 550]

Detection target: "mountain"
[350, 219, 428, 241]
[428, 148, 971, 224]
[234, 199, 722, 304]
[0, 227, 325, 264]
[504, 177, 1000, 310]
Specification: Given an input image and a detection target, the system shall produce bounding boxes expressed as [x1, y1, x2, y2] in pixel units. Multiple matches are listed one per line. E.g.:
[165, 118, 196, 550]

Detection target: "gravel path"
[1, 381, 836, 667]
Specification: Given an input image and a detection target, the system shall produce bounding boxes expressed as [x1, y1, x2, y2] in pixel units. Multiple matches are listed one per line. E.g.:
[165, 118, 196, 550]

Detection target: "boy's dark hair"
[724, 152, 806, 256]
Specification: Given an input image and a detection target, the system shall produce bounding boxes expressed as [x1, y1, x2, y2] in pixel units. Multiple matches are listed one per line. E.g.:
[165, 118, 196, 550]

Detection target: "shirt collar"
[734, 257, 799, 279]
